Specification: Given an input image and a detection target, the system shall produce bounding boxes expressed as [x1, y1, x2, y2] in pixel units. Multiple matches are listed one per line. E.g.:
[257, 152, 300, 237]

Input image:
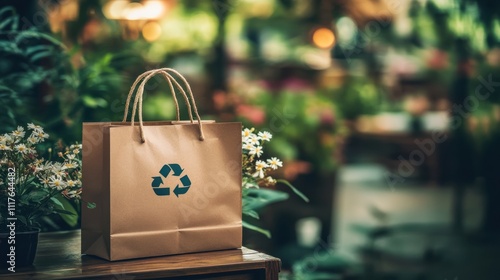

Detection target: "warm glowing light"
[103, 0, 129, 19]
[142, 1, 166, 19]
[312, 27, 335, 49]
[142, 21, 162, 42]
[103, 0, 167, 20]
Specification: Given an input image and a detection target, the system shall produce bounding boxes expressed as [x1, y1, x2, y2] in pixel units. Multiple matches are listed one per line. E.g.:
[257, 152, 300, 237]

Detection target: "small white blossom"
[253, 160, 268, 178]
[27, 136, 39, 145]
[33, 131, 49, 141]
[267, 157, 283, 170]
[64, 189, 81, 199]
[14, 144, 28, 154]
[246, 135, 260, 146]
[40, 177, 50, 187]
[258, 131, 272, 142]
[12, 126, 25, 138]
[28, 123, 43, 131]
[249, 145, 263, 157]
[66, 180, 80, 187]
[0, 134, 14, 145]
[51, 162, 65, 177]
[242, 128, 254, 138]
[63, 161, 78, 170]
[265, 176, 276, 185]
[243, 143, 254, 151]
[69, 144, 82, 150]
[0, 143, 11, 151]
[48, 176, 66, 190]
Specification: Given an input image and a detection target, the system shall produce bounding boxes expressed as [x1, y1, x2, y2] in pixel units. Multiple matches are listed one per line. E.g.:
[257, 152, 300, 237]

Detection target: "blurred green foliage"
[241, 91, 347, 174]
[329, 77, 385, 120]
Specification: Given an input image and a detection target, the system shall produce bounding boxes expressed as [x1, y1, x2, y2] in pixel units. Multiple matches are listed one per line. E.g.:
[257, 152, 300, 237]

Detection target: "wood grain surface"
[0, 231, 280, 279]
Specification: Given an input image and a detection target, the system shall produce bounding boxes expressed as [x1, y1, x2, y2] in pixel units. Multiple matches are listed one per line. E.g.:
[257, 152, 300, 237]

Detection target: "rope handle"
[122, 70, 192, 123]
[122, 68, 205, 143]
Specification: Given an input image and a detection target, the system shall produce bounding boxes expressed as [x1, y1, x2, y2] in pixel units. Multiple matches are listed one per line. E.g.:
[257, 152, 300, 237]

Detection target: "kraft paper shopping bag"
[81, 68, 242, 261]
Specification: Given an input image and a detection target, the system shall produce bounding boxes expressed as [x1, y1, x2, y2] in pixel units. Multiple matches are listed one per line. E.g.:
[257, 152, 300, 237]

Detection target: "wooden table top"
[1, 230, 281, 279]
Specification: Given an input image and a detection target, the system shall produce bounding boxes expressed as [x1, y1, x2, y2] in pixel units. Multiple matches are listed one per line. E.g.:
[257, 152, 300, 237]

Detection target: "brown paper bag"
[81, 68, 242, 261]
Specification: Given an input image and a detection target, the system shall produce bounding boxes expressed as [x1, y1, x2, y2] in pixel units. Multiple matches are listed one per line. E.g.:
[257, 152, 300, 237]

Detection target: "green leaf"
[242, 221, 271, 238]
[0, 7, 17, 30]
[29, 50, 54, 62]
[82, 95, 108, 108]
[53, 194, 79, 227]
[17, 215, 27, 226]
[242, 188, 289, 211]
[27, 190, 48, 201]
[15, 30, 65, 48]
[243, 209, 260, 220]
[276, 179, 309, 203]
[87, 202, 96, 209]
[50, 197, 64, 209]
[53, 208, 76, 215]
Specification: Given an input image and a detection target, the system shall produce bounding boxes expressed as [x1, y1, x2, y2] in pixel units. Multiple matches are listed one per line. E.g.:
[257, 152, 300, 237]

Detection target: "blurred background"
[1, 0, 500, 279]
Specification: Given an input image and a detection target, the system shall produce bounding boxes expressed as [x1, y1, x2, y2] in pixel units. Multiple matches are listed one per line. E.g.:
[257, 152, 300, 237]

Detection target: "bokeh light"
[312, 27, 335, 49]
[142, 21, 162, 42]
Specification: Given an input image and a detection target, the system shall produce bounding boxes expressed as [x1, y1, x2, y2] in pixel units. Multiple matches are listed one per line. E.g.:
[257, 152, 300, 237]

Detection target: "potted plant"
[0, 123, 88, 268]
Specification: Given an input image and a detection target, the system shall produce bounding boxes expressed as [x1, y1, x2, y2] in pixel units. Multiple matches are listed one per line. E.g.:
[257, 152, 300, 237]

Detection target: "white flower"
[12, 126, 25, 138]
[267, 157, 283, 170]
[28, 123, 43, 131]
[66, 154, 75, 160]
[51, 162, 65, 177]
[63, 161, 78, 170]
[32, 159, 44, 172]
[242, 128, 259, 144]
[66, 180, 80, 187]
[249, 145, 263, 157]
[27, 136, 39, 145]
[253, 160, 268, 178]
[40, 177, 50, 187]
[246, 135, 260, 146]
[72, 149, 80, 155]
[48, 176, 66, 190]
[243, 143, 254, 151]
[258, 131, 272, 142]
[242, 128, 254, 138]
[0, 143, 11, 151]
[36, 161, 52, 173]
[64, 189, 81, 199]
[14, 144, 28, 154]
[70, 144, 82, 150]
[265, 176, 276, 185]
[33, 131, 49, 141]
[0, 134, 14, 145]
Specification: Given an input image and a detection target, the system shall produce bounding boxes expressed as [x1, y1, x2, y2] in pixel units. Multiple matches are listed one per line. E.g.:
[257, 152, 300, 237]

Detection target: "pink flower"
[236, 105, 266, 125]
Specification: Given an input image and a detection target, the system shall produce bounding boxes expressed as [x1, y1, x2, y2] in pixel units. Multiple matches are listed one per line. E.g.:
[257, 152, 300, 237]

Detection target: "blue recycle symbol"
[151, 163, 191, 197]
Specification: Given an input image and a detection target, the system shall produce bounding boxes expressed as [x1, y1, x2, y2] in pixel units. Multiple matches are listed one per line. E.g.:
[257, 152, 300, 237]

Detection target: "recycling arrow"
[150, 163, 191, 198]
[151, 176, 163, 187]
[174, 184, 190, 197]
[180, 175, 191, 186]
[159, 165, 171, 177]
[151, 175, 169, 196]
[169, 164, 184, 176]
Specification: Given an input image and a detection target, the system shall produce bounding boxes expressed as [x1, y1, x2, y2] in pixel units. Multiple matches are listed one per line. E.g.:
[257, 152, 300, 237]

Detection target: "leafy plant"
[0, 6, 70, 132]
[0, 124, 93, 230]
[241, 127, 307, 237]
